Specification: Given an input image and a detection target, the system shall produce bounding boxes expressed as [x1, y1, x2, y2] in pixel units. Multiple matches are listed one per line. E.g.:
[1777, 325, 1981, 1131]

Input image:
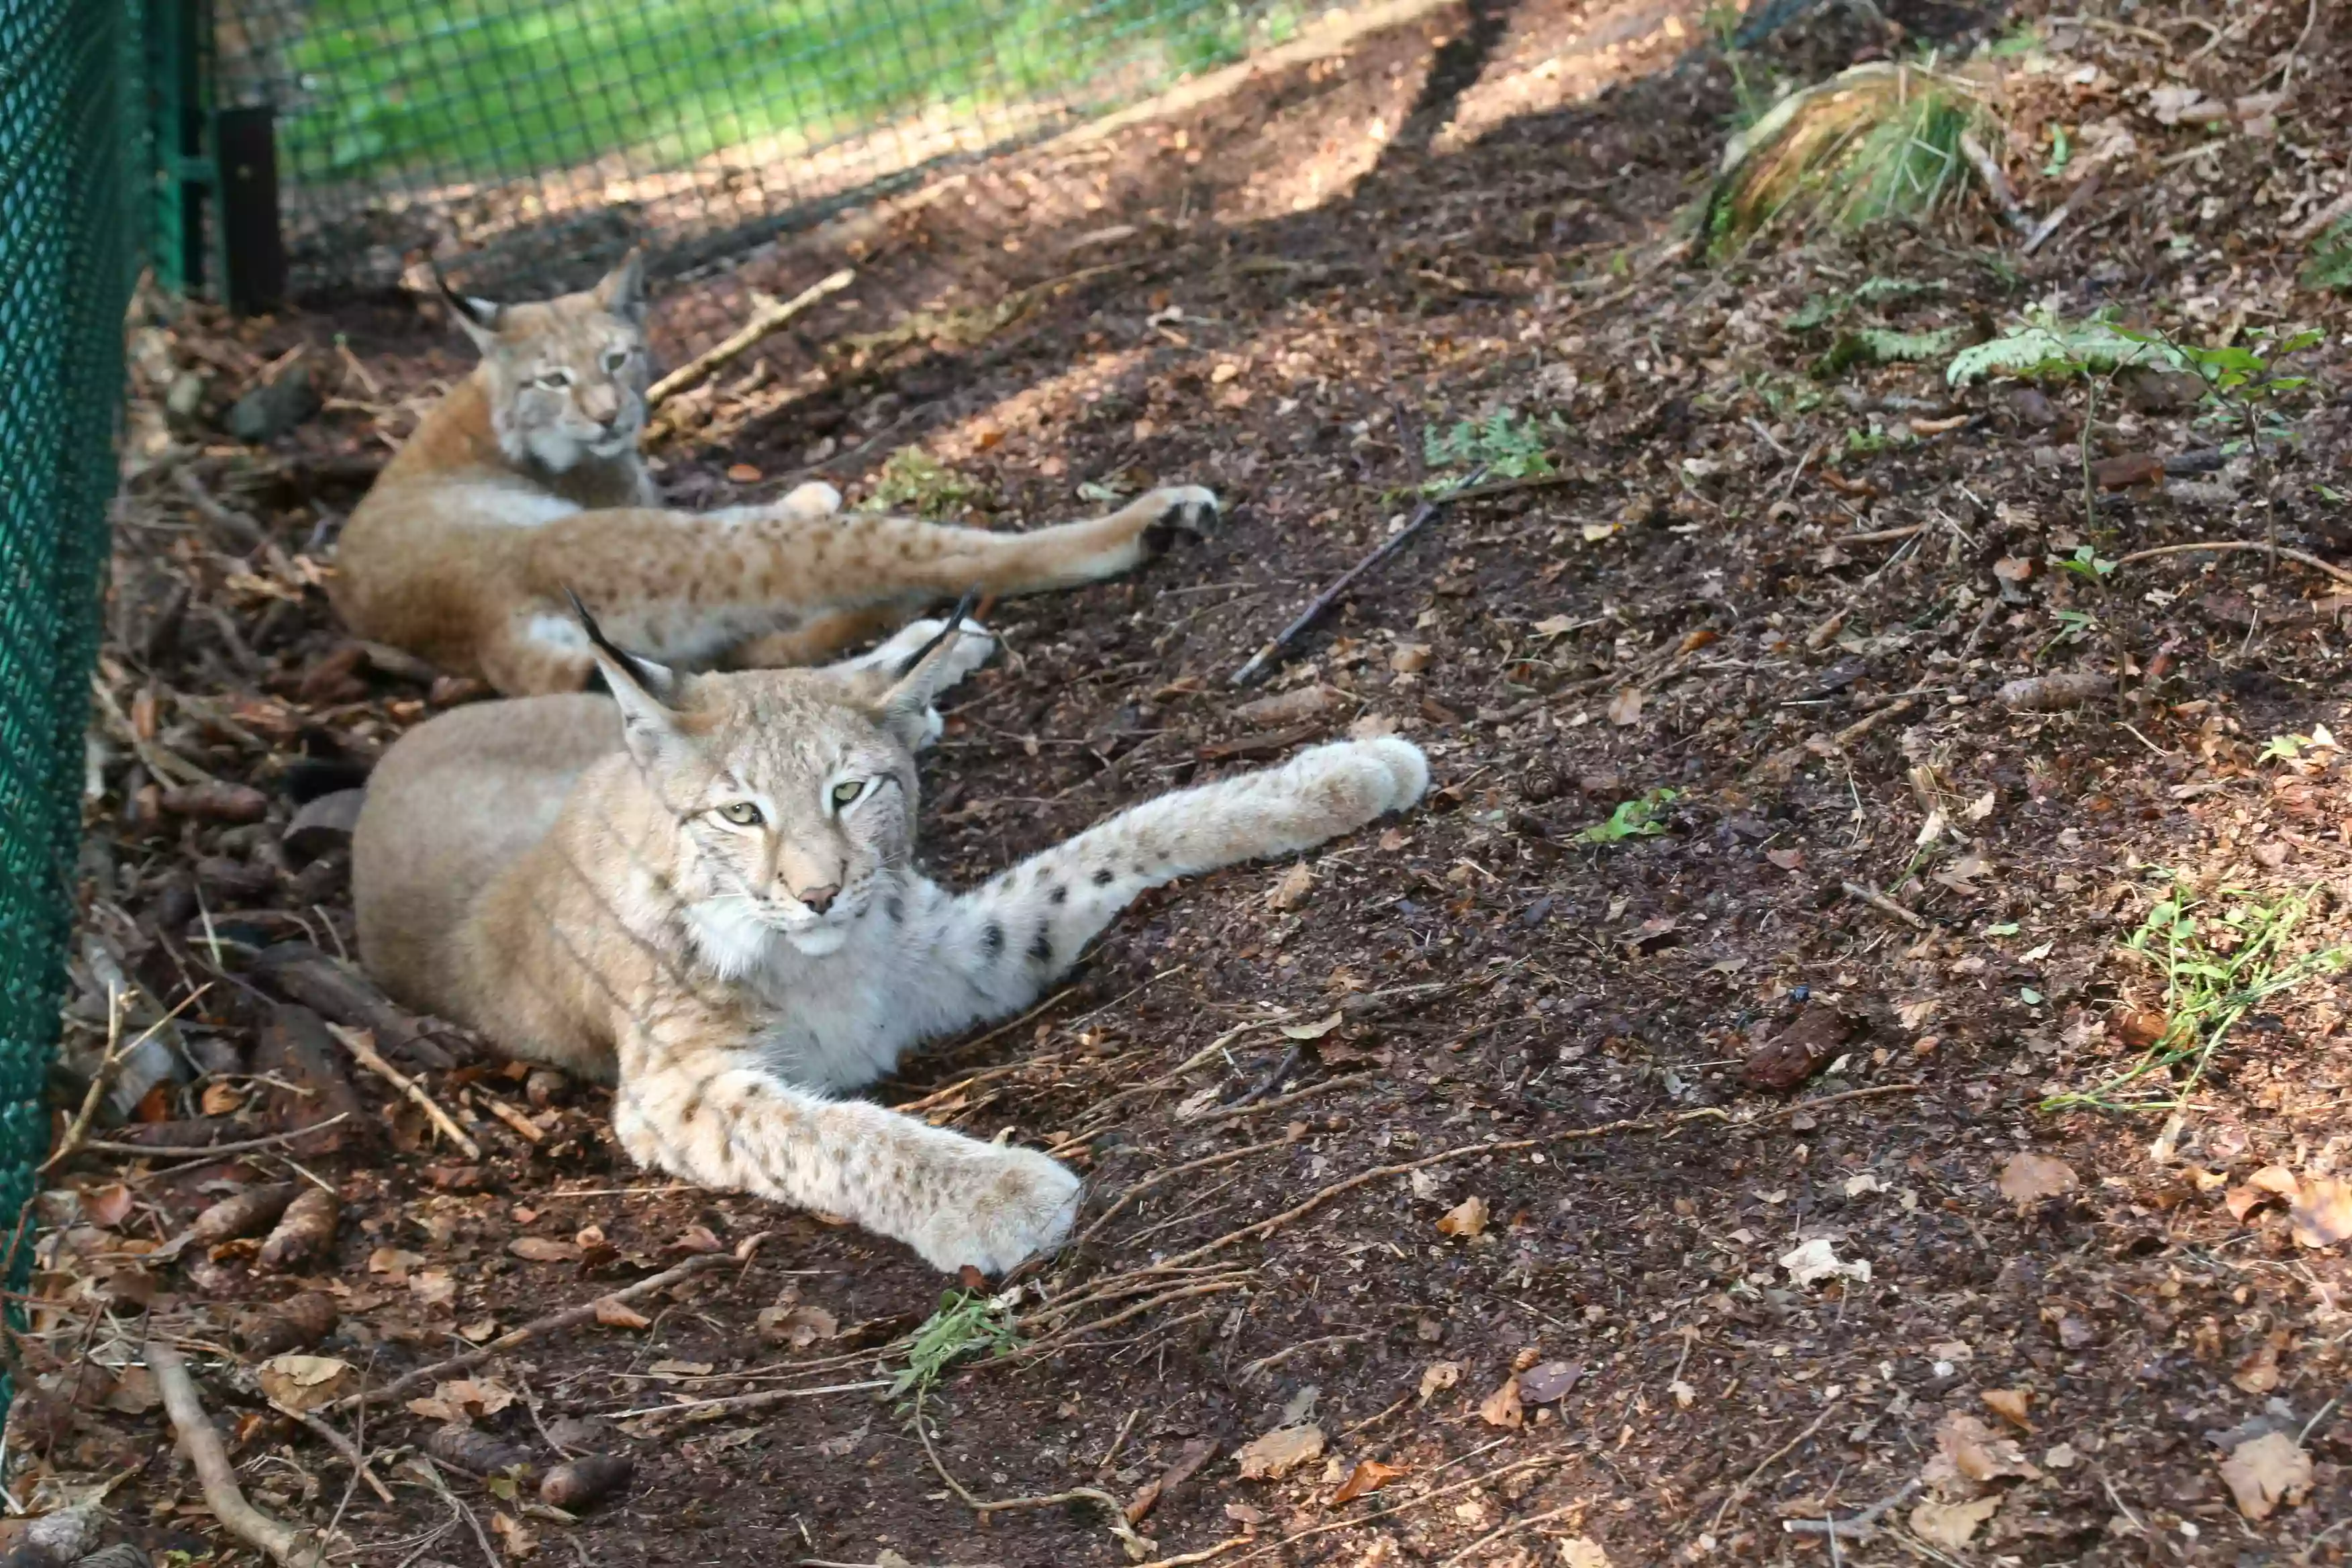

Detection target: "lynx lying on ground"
[329, 252, 1218, 695]
[352, 608, 1428, 1272]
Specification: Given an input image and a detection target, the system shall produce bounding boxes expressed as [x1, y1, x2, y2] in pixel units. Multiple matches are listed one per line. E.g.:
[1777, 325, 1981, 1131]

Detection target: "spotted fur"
[330, 252, 1219, 696]
[352, 616, 1429, 1273]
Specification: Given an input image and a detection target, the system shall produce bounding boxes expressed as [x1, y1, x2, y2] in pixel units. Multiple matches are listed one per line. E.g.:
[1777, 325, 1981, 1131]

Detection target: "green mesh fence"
[0, 0, 142, 1212]
[213, 0, 1300, 299]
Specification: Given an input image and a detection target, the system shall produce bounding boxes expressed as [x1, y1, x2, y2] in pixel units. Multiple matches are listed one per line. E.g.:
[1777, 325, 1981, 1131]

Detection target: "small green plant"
[2258, 732, 2318, 765]
[2303, 219, 2352, 291]
[1945, 309, 2181, 384]
[1577, 787, 1679, 844]
[2124, 324, 2321, 563]
[892, 1288, 1020, 1407]
[1423, 409, 1560, 491]
[1817, 326, 1967, 376]
[2040, 605, 2100, 654]
[2043, 881, 2349, 1116]
[2053, 544, 2116, 585]
[867, 448, 984, 516]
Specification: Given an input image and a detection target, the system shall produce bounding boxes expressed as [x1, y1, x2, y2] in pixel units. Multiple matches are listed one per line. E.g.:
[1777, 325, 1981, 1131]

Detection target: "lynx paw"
[777, 481, 844, 520]
[1137, 485, 1221, 555]
[905, 1144, 1082, 1276]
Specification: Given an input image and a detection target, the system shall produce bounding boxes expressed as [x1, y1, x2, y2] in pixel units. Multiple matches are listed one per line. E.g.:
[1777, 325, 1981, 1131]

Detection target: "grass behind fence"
[281, 0, 1299, 185]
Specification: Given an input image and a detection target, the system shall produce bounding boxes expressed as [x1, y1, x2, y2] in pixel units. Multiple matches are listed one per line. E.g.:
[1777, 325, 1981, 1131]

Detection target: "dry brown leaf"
[2291, 1175, 2352, 1248]
[1267, 862, 1315, 912]
[409, 1268, 457, 1310]
[1328, 1458, 1406, 1505]
[1559, 1539, 1612, 1568]
[404, 1376, 517, 1424]
[1418, 1361, 1463, 1404]
[1478, 1377, 1524, 1430]
[1935, 1412, 2041, 1485]
[1765, 847, 1805, 871]
[2225, 1183, 2274, 1222]
[101, 1364, 161, 1415]
[1234, 1424, 1324, 1480]
[1436, 1195, 1489, 1238]
[1910, 1495, 2001, 1549]
[1605, 687, 1644, 726]
[1996, 1151, 2077, 1209]
[366, 1246, 425, 1279]
[2218, 1430, 2313, 1520]
[2250, 1164, 2303, 1198]
[257, 1354, 354, 1414]
[508, 1236, 582, 1263]
[490, 1510, 538, 1559]
[593, 1297, 652, 1330]
[199, 1080, 244, 1116]
[757, 1302, 840, 1349]
[2233, 1330, 2288, 1394]
[1980, 1388, 2032, 1430]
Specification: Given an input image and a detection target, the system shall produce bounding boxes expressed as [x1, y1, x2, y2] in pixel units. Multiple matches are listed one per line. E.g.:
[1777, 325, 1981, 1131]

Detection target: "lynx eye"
[602, 347, 632, 373]
[535, 368, 574, 389]
[830, 780, 864, 810]
[716, 801, 764, 827]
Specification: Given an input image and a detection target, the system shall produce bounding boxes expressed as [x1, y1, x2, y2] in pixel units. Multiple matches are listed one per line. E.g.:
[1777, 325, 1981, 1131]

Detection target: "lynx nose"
[795, 884, 840, 915]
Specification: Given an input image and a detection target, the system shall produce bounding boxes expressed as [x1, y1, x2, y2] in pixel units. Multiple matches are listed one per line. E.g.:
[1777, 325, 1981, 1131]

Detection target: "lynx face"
[446, 252, 651, 473]
[591, 621, 983, 965]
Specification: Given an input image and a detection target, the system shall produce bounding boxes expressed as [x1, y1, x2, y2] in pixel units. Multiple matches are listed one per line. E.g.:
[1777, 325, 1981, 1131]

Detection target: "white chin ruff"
[783, 926, 850, 957]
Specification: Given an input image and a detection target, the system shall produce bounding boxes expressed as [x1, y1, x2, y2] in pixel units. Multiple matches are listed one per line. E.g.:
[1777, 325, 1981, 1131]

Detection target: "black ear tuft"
[566, 588, 667, 697]
[895, 587, 982, 679]
[431, 259, 495, 328]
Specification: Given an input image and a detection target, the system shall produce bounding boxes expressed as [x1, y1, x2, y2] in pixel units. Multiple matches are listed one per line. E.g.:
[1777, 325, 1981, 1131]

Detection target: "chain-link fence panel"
[0, 0, 142, 1244]
[215, 0, 1303, 302]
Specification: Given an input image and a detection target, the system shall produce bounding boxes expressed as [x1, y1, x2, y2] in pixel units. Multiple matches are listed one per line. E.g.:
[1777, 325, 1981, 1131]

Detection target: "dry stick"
[1957, 130, 2031, 236]
[42, 989, 132, 1173]
[1785, 1478, 1921, 1539]
[1706, 1400, 1843, 1538]
[409, 1454, 501, 1568]
[321, 1022, 481, 1161]
[1188, 1071, 1377, 1128]
[1019, 1279, 1251, 1357]
[1841, 881, 1927, 930]
[1228, 465, 1489, 686]
[291, 1408, 395, 1505]
[603, 1377, 889, 1421]
[79, 1112, 353, 1161]
[1073, 1136, 1293, 1250]
[2292, 185, 2352, 243]
[335, 1233, 771, 1413]
[1438, 1500, 1589, 1568]
[1206, 1454, 1575, 1568]
[645, 269, 855, 407]
[912, 1398, 1156, 1561]
[1055, 1087, 1926, 1306]
[147, 1338, 328, 1568]
[2115, 540, 2352, 591]
[2023, 168, 2104, 256]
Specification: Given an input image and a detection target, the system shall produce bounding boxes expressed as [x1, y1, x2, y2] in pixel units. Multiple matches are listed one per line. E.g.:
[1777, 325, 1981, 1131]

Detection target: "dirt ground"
[29, 0, 2352, 1562]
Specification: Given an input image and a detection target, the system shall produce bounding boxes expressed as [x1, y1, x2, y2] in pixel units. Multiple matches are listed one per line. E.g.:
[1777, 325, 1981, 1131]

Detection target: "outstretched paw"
[1137, 485, 1221, 556]
[905, 1144, 1082, 1276]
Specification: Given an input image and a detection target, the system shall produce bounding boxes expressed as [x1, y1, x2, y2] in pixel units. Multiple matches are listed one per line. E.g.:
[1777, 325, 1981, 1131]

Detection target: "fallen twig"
[1189, 1071, 1377, 1128]
[148, 1338, 328, 1567]
[291, 1408, 395, 1504]
[322, 1022, 481, 1160]
[1707, 1400, 1843, 1537]
[2023, 169, 2103, 256]
[335, 1232, 770, 1412]
[1841, 881, 1926, 930]
[1785, 1478, 1921, 1539]
[1439, 1500, 1589, 1568]
[914, 1400, 1156, 1561]
[1051, 1087, 1925, 1309]
[1073, 1136, 1293, 1249]
[2114, 540, 2352, 590]
[1957, 131, 2031, 236]
[1229, 467, 1489, 686]
[79, 1112, 353, 1161]
[602, 1378, 889, 1420]
[646, 268, 854, 408]
[42, 987, 136, 1173]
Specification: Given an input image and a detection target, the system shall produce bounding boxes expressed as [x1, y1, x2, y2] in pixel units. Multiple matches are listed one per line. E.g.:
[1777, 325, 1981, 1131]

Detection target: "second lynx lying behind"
[352, 613, 1427, 1273]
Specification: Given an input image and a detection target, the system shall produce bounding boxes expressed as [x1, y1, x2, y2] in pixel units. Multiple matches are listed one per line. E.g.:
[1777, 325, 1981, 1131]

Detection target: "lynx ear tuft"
[432, 260, 503, 350]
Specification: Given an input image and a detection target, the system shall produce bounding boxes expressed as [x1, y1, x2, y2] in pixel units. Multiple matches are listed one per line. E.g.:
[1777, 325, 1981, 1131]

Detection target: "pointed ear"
[434, 262, 503, 353]
[568, 590, 685, 771]
[869, 589, 981, 750]
[591, 248, 648, 324]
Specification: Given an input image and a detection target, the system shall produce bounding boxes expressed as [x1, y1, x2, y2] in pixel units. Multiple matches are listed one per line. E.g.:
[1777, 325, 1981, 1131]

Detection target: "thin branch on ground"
[148, 1338, 328, 1568]
[1706, 1400, 1843, 1537]
[913, 1398, 1156, 1561]
[291, 1408, 395, 1504]
[1785, 1478, 1921, 1539]
[79, 1113, 354, 1161]
[1438, 1500, 1589, 1568]
[646, 269, 855, 408]
[2114, 540, 2352, 590]
[336, 1232, 770, 1412]
[322, 1022, 481, 1160]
